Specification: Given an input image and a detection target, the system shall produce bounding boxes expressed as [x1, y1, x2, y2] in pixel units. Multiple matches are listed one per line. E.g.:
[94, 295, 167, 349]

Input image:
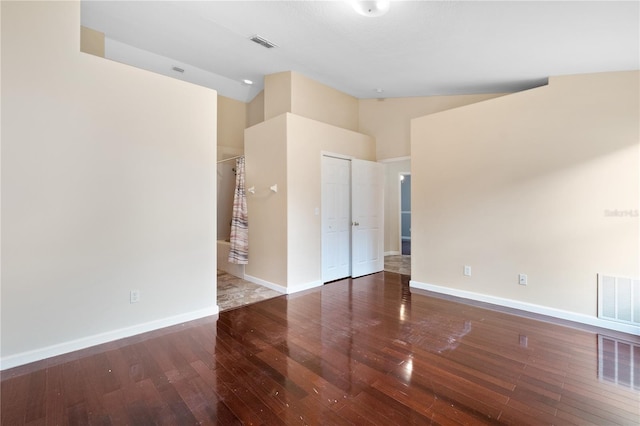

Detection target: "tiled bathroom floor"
[384, 255, 411, 276]
[217, 270, 282, 312]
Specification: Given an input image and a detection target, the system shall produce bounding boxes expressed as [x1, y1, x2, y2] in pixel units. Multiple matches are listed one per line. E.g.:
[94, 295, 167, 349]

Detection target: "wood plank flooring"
[2, 272, 639, 425]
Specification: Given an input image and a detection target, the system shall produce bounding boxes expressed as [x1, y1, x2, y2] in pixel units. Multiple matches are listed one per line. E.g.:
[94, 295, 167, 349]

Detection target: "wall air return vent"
[250, 35, 277, 49]
[598, 274, 640, 326]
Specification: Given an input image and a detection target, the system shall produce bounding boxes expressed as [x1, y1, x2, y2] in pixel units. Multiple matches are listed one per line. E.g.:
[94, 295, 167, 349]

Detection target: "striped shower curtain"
[228, 157, 249, 264]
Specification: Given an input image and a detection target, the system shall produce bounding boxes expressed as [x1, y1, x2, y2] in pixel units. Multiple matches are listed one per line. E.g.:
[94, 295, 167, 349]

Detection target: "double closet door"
[321, 156, 383, 283]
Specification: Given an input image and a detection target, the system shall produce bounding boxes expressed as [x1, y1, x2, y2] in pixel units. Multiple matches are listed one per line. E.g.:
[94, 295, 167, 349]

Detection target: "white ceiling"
[81, 1, 639, 103]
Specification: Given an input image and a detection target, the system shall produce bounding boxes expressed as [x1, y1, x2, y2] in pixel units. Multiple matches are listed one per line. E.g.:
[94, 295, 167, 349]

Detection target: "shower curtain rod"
[217, 155, 244, 164]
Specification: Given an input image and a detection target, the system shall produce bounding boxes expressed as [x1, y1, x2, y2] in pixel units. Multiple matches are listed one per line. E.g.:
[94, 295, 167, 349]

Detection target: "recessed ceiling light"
[351, 1, 391, 17]
[242, 79, 253, 85]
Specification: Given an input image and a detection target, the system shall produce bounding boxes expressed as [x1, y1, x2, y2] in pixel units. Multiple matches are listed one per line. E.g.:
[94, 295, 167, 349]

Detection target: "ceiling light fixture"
[351, 0, 391, 17]
[242, 79, 254, 85]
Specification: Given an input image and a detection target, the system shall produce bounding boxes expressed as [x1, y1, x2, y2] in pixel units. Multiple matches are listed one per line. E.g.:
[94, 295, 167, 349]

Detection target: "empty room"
[1, 1, 638, 424]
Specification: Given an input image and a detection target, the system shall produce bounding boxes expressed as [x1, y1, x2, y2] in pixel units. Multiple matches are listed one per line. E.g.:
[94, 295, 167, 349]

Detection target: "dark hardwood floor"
[2, 272, 639, 425]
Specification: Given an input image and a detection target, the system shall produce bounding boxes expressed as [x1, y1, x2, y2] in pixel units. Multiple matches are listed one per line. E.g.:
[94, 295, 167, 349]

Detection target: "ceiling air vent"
[250, 34, 277, 49]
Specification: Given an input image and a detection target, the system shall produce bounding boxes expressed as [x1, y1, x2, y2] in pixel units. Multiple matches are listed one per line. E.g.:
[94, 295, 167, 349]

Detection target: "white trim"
[385, 251, 401, 256]
[321, 151, 353, 161]
[244, 274, 322, 295]
[410, 280, 640, 336]
[243, 274, 287, 293]
[379, 156, 411, 163]
[0, 306, 219, 371]
[287, 280, 323, 294]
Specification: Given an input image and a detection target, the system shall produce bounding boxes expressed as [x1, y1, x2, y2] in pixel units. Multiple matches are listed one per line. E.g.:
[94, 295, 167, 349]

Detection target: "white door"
[321, 156, 351, 282]
[351, 159, 384, 278]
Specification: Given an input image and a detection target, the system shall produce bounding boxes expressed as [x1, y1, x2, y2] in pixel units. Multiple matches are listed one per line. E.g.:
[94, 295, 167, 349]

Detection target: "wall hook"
[270, 184, 278, 193]
[247, 186, 255, 194]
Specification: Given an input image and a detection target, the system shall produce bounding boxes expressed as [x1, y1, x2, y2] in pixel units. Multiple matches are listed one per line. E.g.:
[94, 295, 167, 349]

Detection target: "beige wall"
[244, 113, 375, 290]
[247, 90, 265, 127]
[410, 71, 639, 318]
[80, 26, 105, 58]
[360, 94, 505, 160]
[264, 71, 359, 132]
[217, 94, 246, 159]
[244, 114, 289, 286]
[1, 1, 217, 366]
[287, 114, 375, 287]
[290, 72, 359, 132]
[264, 71, 292, 121]
[383, 159, 411, 254]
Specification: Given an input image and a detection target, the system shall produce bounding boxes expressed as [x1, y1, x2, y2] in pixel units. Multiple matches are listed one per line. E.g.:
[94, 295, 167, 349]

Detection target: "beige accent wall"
[80, 26, 105, 58]
[383, 159, 411, 254]
[2, 2, 217, 363]
[247, 90, 265, 127]
[245, 113, 375, 289]
[410, 71, 639, 317]
[360, 94, 505, 160]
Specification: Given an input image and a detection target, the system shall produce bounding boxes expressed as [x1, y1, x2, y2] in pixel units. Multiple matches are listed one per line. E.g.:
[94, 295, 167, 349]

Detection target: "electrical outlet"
[464, 265, 472, 276]
[130, 290, 140, 303]
[518, 274, 527, 286]
[519, 334, 528, 347]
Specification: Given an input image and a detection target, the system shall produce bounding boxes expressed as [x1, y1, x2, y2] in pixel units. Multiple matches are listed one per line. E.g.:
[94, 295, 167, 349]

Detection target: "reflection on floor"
[217, 270, 282, 312]
[384, 255, 411, 276]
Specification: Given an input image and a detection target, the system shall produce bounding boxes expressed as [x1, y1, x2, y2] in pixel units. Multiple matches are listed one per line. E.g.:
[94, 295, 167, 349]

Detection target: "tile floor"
[384, 254, 411, 275]
[217, 270, 282, 312]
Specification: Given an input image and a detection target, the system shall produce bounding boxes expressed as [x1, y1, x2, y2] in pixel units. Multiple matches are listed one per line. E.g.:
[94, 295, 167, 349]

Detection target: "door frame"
[321, 152, 384, 282]
[321, 153, 353, 283]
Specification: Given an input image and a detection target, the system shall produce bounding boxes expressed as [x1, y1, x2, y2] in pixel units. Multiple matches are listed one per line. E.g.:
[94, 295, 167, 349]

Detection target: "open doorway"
[400, 173, 411, 255]
[381, 160, 411, 276]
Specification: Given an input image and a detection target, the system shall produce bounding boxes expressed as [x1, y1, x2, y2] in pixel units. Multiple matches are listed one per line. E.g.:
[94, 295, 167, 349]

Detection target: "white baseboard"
[287, 280, 323, 295]
[0, 305, 219, 371]
[409, 280, 640, 336]
[243, 274, 287, 293]
[243, 274, 322, 295]
[384, 251, 401, 256]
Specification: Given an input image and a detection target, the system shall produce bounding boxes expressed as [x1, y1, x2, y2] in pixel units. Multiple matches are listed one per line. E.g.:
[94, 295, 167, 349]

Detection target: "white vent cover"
[249, 35, 277, 49]
[598, 274, 640, 326]
[598, 335, 639, 390]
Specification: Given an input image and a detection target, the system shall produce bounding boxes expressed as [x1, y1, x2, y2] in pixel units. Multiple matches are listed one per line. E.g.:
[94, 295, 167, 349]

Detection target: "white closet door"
[321, 156, 351, 282]
[351, 159, 384, 278]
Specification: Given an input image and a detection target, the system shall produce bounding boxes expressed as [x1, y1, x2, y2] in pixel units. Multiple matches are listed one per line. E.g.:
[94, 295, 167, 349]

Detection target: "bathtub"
[217, 240, 245, 278]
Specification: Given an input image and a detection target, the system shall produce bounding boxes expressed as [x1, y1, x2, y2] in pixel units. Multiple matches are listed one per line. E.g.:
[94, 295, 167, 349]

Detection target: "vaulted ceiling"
[81, 1, 639, 102]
